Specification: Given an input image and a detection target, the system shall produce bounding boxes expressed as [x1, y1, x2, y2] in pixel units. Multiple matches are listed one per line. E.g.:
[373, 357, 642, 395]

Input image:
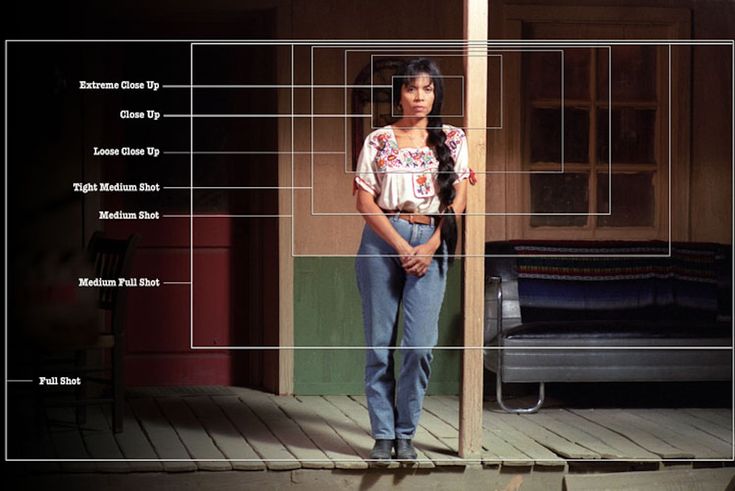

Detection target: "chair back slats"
[87, 231, 140, 323]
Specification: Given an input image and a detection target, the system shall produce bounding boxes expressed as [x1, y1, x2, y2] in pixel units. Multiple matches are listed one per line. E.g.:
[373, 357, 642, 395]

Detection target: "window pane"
[597, 172, 655, 226]
[530, 107, 589, 164]
[598, 108, 656, 164]
[530, 173, 589, 226]
[525, 48, 590, 100]
[598, 45, 657, 101]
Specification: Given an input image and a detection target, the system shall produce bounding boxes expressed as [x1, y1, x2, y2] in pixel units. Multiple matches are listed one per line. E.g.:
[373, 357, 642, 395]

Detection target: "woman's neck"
[394, 116, 429, 130]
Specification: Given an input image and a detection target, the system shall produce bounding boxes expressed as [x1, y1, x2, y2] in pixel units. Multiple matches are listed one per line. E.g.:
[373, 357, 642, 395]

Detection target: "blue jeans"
[355, 213, 449, 440]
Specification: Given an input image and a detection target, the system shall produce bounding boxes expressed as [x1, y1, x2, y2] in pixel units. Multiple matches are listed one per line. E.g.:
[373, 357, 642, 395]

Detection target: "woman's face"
[398, 73, 435, 118]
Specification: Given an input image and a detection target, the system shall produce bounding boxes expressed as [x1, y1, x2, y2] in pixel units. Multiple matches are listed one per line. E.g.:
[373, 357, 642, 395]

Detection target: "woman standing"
[353, 58, 471, 463]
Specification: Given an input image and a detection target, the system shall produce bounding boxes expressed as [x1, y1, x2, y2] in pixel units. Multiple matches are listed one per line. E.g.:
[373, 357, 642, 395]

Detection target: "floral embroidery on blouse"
[353, 124, 473, 214]
[413, 171, 434, 198]
[371, 127, 465, 172]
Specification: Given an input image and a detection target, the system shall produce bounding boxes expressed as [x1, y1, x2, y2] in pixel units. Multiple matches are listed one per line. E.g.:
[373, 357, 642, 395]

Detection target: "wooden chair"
[39, 231, 140, 433]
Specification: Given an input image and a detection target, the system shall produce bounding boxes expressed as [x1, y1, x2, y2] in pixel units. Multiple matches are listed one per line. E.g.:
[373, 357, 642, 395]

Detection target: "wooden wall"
[281, 0, 732, 394]
[487, 0, 733, 244]
[8, 0, 730, 394]
[283, 0, 733, 255]
[284, 0, 467, 394]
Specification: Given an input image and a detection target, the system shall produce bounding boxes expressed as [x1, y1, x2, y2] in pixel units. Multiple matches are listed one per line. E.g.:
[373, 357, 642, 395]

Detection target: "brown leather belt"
[381, 208, 435, 225]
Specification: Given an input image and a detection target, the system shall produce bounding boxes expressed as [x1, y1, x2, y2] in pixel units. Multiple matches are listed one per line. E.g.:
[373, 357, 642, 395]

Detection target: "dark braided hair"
[392, 58, 458, 266]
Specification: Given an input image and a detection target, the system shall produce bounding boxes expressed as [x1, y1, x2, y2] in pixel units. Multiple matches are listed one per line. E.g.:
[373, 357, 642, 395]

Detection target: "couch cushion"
[504, 320, 732, 340]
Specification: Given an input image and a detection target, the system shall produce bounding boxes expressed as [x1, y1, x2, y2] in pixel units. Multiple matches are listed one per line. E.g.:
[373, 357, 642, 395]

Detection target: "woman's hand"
[395, 241, 417, 266]
[401, 240, 439, 277]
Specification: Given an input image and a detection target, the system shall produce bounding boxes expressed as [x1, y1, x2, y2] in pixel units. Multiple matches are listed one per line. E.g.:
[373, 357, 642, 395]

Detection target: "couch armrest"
[485, 276, 503, 346]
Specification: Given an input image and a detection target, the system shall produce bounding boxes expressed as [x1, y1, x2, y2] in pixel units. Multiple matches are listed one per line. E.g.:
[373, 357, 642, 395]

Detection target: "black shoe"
[369, 439, 394, 461]
[394, 438, 417, 460]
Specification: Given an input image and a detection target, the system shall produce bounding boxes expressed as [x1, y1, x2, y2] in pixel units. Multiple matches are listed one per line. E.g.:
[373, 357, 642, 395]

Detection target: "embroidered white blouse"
[353, 124, 471, 214]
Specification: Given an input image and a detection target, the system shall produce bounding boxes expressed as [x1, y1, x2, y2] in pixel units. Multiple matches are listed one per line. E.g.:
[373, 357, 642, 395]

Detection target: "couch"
[483, 240, 733, 413]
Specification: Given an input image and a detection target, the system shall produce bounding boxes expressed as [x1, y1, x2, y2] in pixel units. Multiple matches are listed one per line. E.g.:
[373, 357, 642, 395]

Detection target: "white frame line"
[4, 39, 733, 464]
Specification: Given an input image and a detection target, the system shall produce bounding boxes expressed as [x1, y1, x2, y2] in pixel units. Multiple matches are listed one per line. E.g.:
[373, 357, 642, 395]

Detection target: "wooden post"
[460, 0, 488, 458]
[277, 42, 294, 396]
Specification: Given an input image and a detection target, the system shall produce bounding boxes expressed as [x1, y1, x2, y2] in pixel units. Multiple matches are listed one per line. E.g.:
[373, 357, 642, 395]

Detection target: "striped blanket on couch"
[506, 241, 730, 324]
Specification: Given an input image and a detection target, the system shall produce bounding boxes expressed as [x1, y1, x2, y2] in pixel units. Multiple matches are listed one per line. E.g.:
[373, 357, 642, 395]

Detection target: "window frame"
[497, 5, 691, 241]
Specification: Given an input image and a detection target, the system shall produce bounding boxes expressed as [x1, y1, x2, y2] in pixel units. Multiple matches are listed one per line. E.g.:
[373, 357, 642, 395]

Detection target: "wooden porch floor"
[18, 385, 734, 479]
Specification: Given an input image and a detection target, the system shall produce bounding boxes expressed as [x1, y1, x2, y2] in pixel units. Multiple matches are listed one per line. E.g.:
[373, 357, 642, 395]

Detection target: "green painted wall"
[294, 257, 463, 395]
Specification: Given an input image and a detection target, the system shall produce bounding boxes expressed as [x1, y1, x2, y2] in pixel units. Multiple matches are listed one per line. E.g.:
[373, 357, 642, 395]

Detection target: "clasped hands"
[398, 238, 440, 278]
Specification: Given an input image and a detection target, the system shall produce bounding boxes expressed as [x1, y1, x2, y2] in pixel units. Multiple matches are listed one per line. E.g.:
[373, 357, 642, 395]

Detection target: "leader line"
[163, 113, 370, 118]
[162, 84, 392, 88]
[163, 151, 345, 154]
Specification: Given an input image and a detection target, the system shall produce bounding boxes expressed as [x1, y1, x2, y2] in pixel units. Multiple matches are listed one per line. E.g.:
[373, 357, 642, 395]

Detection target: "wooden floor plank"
[482, 427, 532, 466]
[33, 385, 734, 478]
[79, 406, 130, 473]
[211, 395, 300, 471]
[185, 396, 265, 471]
[545, 409, 658, 460]
[431, 396, 553, 466]
[482, 420, 566, 468]
[103, 404, 163, 472]
[231, 387, 333, 469]
[421, 397, 523, 465]
[569, 409, 691, 459]
[323, 395, 421, 469]
[658, 409, 733, 447]
[681, 408, 733, 430]
[27, 425, 61, 474]
[434, 395, 460, 408]
[348, 395, 466, 467]
[414, 396, 460, 438]
[516, 409, 623, 459]
[128, 398, 198, 472]
[15, 398, 59, 473]
[600, 409, 717, 459]
[319, 395, 400, 469]
[622, 409, 730, 458]
[323, 395, 408, 469]
[407, 425, 469, 466]
[491, 410, 598, 459]
[46, 407, 96, 473]
[421, 396, 459, 425]
[351, 395, 466, 466]
[565, 467, 735, 491]
[296, 396, 381, 463]
[156, 397, 231, 471]
[430, 395, 544, 468]
[479, 405, 567, 468]
[271, 395, 367, 469]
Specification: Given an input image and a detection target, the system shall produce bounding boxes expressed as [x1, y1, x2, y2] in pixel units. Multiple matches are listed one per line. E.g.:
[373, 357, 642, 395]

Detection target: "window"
[524, 46, 664, 234]
[499, 6, 690, 241]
